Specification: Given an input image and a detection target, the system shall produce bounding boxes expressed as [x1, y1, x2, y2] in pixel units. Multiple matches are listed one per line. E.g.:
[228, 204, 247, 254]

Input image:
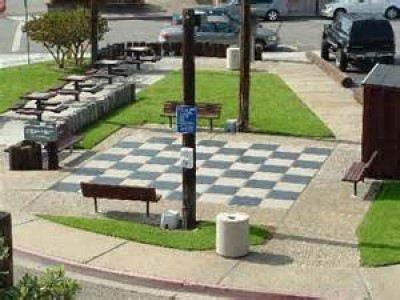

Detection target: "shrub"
[0, 238, 81, 299]
[24, 8, 109, 68]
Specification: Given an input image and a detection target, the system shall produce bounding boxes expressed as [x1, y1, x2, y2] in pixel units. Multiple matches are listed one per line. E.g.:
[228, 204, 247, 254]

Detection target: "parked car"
[171, 0, 287, 22]
[159, 15, 279, 50]
[321, 13, 395, 71]
[320, 0, 400, 19]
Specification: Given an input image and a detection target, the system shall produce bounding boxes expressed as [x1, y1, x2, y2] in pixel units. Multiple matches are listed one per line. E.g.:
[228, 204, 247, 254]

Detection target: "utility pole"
[238, 0, 251, 132]
[91, 0, 98, 65]
[181, 8, 197, 230]
[23, 0, 30, 64]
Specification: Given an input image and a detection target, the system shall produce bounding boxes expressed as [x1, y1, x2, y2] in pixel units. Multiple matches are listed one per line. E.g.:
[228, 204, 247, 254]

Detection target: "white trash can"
[160, 209, 180, 230]
[226, 47, 240, 70]
[216, 212, 249, 258]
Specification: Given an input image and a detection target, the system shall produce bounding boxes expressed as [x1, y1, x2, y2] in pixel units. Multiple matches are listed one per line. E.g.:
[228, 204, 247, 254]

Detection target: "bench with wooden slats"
[342, 151, 378, 196]
[80, 182, 161, 217]
[160, 101, 222, 131]
[55, 123, 83, 152]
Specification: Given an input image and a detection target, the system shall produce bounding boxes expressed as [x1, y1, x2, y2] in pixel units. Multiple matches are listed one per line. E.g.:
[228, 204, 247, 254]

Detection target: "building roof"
[362, 64, 400, 88]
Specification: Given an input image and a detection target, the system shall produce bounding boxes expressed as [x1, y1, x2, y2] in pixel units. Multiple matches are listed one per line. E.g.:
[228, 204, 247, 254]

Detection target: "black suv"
[321, 13, 395, 72]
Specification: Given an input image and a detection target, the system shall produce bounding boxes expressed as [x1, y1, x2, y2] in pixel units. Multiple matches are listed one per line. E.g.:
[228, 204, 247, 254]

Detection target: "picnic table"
[19, 91, 58, 121]
[63, 74, 90, 91]
[95, 59, 124, 75]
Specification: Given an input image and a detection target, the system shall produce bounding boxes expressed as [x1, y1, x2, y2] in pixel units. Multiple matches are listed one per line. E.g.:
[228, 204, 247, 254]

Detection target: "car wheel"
[385, 6, 398, 19]
[255, 39, 266, 50]
[321, 42, 330, 60]
[333, 8, 346, 20]
[265, 10, 279, 21]
[336, 49, 348, 72]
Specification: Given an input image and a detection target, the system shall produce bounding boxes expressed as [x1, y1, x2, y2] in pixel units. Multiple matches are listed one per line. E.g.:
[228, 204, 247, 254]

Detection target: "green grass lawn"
[358, 182, 400, 266]
[39, 214, 270, 251]
[0, 62, 84, 113]
[77, 70, 333, 149]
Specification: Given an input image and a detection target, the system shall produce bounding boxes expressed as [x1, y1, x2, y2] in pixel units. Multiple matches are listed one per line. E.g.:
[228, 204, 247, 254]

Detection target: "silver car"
[159, 19, 279, 50]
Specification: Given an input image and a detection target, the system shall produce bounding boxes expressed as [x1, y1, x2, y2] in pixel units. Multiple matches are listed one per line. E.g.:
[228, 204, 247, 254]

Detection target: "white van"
[320, 0, 400, 19]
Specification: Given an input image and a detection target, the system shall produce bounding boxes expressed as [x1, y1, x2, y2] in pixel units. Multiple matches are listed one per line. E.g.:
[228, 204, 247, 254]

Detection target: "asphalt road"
[2, 15, 400, 54]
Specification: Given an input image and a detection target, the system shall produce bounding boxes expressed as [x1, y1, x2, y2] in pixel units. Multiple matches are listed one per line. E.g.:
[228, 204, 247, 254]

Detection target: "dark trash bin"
[7, 140, 42, 171]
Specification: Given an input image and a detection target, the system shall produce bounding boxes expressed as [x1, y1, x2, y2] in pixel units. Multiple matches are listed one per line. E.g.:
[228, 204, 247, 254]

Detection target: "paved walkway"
[0, 56, 397, 299]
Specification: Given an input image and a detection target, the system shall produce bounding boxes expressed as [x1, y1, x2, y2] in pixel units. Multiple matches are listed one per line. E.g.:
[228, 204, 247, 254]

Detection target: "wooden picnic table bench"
[160, 101, 222, 131]
[342, 151, 378, 196]
[80, 182, 161, 217]
[55, 124, 83, 152]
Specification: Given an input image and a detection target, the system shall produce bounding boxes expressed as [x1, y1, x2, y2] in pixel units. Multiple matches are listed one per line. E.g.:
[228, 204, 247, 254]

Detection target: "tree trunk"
[91, 0, 98, 65]
[238, 0, 251, 132]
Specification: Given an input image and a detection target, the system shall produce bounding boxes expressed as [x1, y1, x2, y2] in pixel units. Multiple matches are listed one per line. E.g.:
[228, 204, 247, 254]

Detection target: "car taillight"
[161, 32, 171, 40]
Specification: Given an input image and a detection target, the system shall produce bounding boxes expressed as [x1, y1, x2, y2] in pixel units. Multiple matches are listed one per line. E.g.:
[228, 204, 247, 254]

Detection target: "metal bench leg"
[146, 200, 150, 218]
[168, 117, 173, 128]
[209, 119, 213, 132]
[94, 197, 98, 213]
[353, 182, 357, 197]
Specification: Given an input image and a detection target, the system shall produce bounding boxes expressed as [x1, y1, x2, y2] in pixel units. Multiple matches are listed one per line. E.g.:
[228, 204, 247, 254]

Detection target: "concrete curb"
[15, 246, 319, 300]
[352, 87, 363, 104]
[102, 14, 172, 21]
[306, 52, 353, 88]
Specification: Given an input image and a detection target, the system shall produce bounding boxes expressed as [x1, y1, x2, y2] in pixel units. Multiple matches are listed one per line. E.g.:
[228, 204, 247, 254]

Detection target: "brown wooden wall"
[362, 85, 400, 179]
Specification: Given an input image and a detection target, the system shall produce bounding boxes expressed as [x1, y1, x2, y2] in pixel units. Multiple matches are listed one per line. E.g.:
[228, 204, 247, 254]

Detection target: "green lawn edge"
[358, 182, 400, 267]
[39, 214, 271, 251]
[0, 62, 85, 113]
[78, 70, 334, 149]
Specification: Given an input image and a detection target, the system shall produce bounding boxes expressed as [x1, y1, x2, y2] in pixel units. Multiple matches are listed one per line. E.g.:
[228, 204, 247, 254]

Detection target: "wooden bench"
[80, 182, 161, 217]
[56, 124, 83, 152]
[160, 101, 180, 128]
[342, 151, 378, 196]
[160, 101, 222, 131]
[197, 103, 222, 132]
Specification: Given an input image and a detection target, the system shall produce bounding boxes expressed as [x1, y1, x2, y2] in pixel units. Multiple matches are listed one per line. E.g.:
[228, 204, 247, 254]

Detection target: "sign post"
[181, 8, 197, 230]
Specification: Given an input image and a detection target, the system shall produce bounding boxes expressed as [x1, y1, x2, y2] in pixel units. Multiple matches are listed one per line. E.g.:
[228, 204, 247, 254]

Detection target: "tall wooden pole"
[238, 0, 251, 132]
[182, 9, 197, 230]
[91, 0, 98, 65]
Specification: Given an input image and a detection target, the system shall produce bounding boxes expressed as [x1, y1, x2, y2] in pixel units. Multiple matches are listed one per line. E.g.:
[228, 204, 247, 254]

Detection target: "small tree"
[25, 9, 109, 68]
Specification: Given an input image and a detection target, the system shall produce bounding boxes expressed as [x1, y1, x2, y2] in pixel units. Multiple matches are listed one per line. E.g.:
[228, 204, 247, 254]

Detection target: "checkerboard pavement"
[51, 135, 332, 209]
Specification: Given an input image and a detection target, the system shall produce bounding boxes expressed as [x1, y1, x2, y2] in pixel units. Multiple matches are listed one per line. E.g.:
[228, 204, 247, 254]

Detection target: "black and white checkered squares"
[52, 135, 331, 209]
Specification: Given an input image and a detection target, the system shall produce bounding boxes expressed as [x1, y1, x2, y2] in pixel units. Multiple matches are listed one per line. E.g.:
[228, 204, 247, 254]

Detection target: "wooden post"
[182, 9, 197, 230]
[91, 0, 99, 65]
[47, 141, 59, 170]
[0, 212, 13, 288]
[238, 0, 251, 132]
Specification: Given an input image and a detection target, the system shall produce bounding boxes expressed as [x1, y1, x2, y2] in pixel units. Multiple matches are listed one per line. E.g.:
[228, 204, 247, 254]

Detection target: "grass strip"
[39, 214, 270, 251]
[358, 182, 400, 266]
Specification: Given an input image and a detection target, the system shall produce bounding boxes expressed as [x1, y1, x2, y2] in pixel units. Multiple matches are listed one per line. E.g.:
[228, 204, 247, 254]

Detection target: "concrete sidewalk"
[0, 57, 393, 299]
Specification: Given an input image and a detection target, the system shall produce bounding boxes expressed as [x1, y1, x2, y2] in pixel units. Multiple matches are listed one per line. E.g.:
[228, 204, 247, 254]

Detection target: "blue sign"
[176, 105, 197, 134]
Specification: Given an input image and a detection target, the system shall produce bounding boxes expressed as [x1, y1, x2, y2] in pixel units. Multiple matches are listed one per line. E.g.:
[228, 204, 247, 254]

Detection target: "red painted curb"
[15, 246, 320, 299]
[306, 52, 353, 88]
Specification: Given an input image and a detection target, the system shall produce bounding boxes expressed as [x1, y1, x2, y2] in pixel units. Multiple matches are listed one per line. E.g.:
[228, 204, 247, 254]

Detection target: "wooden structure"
[80, 182, 161, 217]
[362, 64, 400, 179]
[342, 151, 378, 196]
[161, 101, 222, 130]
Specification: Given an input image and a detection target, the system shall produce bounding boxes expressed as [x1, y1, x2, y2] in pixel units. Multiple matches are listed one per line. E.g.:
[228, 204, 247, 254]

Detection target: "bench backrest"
[80, 182, 158, 202]
[197, 103, 221, 117]
[163, 101, 179, 114]
[57, 123, 72, 141]
[365, 151, 378, 169]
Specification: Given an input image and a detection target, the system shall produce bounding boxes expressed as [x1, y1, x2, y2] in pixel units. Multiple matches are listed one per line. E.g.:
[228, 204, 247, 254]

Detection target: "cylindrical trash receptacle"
[216, 212, 249, 258]
[226, 47, 240, 70]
